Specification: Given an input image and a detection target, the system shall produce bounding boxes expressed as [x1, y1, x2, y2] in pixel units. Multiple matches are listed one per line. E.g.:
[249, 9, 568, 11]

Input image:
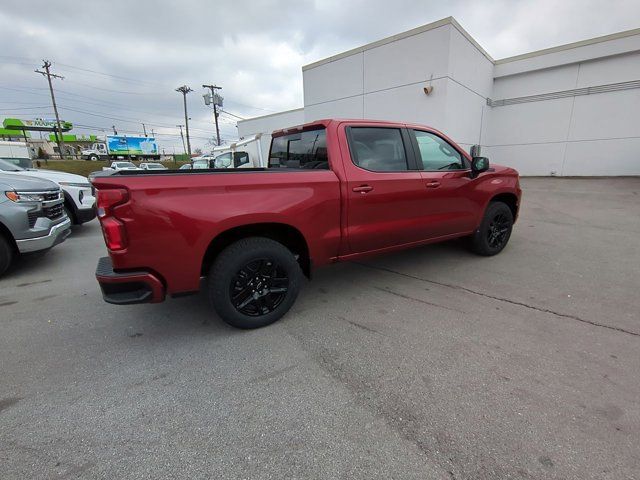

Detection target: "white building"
[238, 17, 640, 176]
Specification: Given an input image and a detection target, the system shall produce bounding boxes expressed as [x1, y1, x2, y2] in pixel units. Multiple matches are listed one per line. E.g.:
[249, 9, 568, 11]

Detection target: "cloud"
[1, 0, 638, 151]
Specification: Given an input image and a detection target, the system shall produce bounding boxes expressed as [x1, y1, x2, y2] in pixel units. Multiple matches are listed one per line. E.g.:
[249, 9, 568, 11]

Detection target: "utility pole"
[35, 60, 66, 159]
[142, 123, 147, 137]
[176, 125, 186, 155]
[112, 125, 118, 135]
[175, 85, 193, 156]
[151, 129, 155, 138]
[202, 84, 222, 146]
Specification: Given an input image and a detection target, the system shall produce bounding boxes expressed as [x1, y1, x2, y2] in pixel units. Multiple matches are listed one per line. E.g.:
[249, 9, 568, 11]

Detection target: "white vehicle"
[211, 134, 264, 168]
[0, 158, 96, 225]
[139, 162, 167, 170]
[102, 161, 141, 172]
[81, 135, 160, 161]
[191, 154, 215, 169]
[0, 141, 32, 168]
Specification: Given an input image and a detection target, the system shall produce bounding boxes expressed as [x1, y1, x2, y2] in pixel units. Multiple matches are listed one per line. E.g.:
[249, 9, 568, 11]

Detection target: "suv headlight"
[5, 191, 45, 202]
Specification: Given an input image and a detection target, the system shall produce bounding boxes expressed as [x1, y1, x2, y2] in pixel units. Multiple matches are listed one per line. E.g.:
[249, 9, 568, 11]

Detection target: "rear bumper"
[96, 256, 165, 305]
[16, 218, 71, 253]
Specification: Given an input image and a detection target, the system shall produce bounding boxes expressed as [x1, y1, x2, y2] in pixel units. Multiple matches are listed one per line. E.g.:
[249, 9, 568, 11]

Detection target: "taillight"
[96, 188, 128, 250]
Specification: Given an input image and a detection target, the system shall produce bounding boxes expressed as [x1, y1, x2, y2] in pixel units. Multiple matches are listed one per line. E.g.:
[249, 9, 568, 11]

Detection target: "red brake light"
[96, 188, 129, 250]
[97, 188, 128, 218]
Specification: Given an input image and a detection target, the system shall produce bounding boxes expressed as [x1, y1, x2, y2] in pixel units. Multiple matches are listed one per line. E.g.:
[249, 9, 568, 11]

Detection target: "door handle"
[352, 185, 373, 193]
[425, 180, 441, 188]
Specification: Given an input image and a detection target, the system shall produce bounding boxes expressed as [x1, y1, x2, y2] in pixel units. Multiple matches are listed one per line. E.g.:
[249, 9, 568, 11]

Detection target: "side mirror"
[471, 156, 490, 176]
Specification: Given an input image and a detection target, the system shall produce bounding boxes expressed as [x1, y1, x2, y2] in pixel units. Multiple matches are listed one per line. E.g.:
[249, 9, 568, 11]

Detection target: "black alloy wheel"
[230, 258, 289, 316]
[487, 212, 510, 249]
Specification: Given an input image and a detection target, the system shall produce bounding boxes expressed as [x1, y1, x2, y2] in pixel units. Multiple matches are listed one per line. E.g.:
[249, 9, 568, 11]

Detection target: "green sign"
[3, 117, 73, 132]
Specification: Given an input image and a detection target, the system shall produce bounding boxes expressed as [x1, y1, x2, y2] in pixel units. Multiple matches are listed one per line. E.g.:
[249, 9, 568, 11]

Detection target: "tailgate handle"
[352, 185, 373, 193]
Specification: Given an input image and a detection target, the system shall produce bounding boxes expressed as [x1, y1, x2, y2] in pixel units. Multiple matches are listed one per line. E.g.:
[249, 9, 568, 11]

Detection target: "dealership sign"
[3, 117, 73, 132]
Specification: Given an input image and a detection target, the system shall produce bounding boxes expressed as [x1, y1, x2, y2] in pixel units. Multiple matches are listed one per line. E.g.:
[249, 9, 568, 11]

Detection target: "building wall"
[238, 18, 640, 176]
[486, 49, 640, 175]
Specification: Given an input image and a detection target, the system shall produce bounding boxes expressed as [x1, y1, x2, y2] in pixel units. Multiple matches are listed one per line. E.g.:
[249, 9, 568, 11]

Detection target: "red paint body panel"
[93, 119, 521, 297]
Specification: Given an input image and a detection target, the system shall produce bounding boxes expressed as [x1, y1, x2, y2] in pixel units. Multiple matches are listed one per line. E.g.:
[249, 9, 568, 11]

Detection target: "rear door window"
[269, 128, 328, 169]
[348, 127, 409, 172]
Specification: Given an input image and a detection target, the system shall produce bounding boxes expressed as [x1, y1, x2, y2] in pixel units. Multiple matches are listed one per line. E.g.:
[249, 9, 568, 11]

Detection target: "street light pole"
[175, 85, 193, 156]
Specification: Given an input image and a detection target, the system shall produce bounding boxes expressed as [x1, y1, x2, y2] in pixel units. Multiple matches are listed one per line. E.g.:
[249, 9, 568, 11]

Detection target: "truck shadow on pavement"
[117, 238, 482, 338]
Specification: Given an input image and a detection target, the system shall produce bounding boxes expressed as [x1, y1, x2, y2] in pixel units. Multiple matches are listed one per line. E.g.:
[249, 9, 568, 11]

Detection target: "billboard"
[107, 136, 158, 155]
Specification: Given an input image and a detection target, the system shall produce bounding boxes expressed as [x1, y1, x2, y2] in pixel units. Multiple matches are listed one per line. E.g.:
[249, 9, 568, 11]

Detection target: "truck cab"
[82, 143, 108, 161]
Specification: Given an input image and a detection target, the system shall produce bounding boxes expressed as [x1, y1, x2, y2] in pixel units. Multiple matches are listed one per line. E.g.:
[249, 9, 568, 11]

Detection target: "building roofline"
[237, 107, 304, 124]
[302, 17, 493, 72]
[495, 26, 640, 64]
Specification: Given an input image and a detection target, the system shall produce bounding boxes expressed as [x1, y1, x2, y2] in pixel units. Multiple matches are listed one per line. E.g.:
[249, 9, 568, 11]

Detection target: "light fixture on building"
[423, 74, 434, 95]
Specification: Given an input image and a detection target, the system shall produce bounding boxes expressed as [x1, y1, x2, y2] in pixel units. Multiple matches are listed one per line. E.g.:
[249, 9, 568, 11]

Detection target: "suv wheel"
[470, 201, 514, 256]
[208, 237, 303, 329]
[0, 235, 14, 277]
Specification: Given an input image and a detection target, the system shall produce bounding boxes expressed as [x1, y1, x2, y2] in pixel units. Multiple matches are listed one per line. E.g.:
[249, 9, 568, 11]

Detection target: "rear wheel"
[208, 237, 303, 329]
[0, 235, 14, 278]
[470, 201, 514, 256]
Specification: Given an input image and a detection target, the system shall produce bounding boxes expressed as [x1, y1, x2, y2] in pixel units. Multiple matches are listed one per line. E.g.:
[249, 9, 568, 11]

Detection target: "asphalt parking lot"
[1, 177, 639, 479]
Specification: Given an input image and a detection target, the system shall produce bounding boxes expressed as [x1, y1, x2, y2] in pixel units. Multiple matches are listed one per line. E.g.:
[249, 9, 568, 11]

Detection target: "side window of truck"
[348, 128, 408, 172]
[412, 130, 465, 171]
[269, 128, 328, 169]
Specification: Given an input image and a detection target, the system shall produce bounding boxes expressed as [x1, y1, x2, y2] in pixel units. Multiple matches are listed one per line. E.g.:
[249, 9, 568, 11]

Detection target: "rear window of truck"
[268, 128, 328, 170]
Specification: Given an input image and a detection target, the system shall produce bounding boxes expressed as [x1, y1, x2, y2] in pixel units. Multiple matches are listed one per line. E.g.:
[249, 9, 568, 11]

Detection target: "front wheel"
[208, 237, 303, 329]
[470, 201, 514, 256]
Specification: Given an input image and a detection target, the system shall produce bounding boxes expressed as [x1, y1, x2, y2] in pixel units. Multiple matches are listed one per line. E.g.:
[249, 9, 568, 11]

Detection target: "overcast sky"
[1, 0, 639, 152]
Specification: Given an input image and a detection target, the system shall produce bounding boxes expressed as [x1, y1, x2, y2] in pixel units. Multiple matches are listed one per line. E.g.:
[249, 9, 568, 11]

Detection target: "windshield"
[0, 157, 30, 170]
[0, 158, 25, 172]
[116, 162, 136, 168]
[146, 164, 164, 169]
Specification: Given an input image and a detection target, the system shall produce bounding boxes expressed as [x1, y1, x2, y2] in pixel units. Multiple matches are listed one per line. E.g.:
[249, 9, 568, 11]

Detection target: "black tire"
[0, 235, 13, 278]
[470, 201, 514, 256]
[63, 204, 76, 225]
[208, 237, 303, 329]
[89, 154, 99, 161]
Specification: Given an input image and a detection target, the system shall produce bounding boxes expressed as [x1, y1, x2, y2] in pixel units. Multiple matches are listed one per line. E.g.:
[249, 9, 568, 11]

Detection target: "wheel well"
[490, 193, 519, 219]
[62, 193, 77, 224]
[0, 221, 17, 252]
[201, 223, 311, 278]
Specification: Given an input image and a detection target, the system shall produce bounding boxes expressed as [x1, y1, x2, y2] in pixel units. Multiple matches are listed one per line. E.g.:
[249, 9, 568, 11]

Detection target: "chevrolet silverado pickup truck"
[93, 119, 521, 329]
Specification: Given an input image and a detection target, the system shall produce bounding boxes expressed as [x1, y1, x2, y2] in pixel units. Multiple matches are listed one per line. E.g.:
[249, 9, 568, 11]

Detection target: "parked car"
[0, 173, 71, 277]
[139, 162, 168, 170]
[0, 159, 96, 225]
[178, 163, 192, 170]
[92, 119, 521, 329]
[102, 161, 141, 172]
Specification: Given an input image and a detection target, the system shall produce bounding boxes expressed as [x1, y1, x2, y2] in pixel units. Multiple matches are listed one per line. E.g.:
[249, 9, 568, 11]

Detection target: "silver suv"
[0, 173, 71, 276]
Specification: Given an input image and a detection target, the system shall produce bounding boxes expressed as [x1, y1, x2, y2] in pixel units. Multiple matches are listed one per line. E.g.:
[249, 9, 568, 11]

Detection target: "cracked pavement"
[1, 177, 639, 479]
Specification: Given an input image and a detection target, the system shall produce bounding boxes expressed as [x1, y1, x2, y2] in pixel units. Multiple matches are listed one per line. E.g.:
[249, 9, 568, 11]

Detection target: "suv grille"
[27, 202, 65, 228]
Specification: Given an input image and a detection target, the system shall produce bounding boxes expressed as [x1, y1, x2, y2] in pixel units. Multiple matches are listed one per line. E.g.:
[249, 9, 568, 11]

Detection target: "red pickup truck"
[93, 119, 521, 328]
